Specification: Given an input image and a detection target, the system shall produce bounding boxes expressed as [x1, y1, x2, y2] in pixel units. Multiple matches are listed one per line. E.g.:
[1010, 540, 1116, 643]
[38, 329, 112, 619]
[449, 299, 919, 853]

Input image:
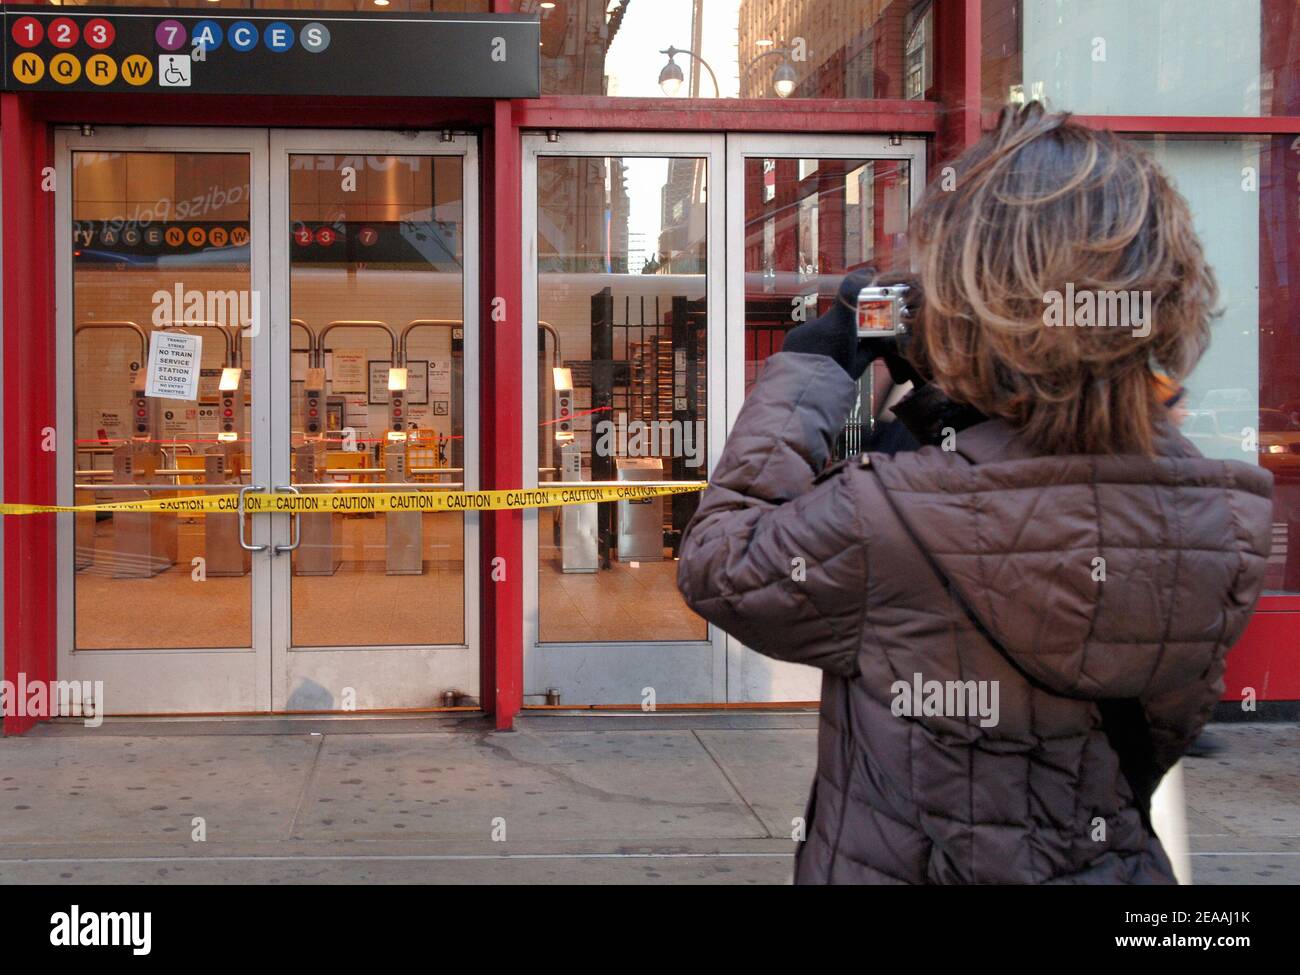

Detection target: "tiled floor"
[536, 508, 706, 643]
[74, 512, 466, 648]
[73, 508, 708, 650]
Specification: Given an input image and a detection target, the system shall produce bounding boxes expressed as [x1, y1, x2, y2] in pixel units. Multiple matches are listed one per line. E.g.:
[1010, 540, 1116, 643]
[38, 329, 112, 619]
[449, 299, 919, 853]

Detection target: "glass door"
[522, 132, 726, 706]
[724, 133, 927, 702]
[55, 127, 272, 714]
[268, 130, 479, 713]
[54, 127, 479, 716]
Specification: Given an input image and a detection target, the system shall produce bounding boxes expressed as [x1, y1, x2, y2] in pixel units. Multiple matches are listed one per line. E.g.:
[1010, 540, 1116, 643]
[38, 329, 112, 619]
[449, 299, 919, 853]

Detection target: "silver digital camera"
[856, 284, 912, 338]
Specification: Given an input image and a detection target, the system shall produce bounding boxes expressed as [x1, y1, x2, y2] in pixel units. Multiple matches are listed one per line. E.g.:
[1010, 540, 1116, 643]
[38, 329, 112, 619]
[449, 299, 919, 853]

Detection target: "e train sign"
[1, 5, 539, 97]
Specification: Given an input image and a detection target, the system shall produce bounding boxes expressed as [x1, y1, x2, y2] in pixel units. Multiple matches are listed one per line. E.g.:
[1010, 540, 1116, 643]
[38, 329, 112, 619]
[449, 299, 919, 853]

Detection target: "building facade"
[1, 0, 1296, 732]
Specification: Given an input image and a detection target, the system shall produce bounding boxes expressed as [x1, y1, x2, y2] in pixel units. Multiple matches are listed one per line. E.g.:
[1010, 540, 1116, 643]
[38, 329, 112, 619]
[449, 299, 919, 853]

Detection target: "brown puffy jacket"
[678, 353, 1273, 884]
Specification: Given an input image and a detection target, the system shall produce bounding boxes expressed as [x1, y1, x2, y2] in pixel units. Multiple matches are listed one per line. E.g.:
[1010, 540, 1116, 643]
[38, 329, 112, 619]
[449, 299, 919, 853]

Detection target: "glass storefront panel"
[286, 152, 466, 647]
[72, 150, 254, 649]
[1133, 135, 1299, 594]
[983, 0, 1300, 116]
[742, 155, 910, 456]
[521, 0, 935, 100]
[535, 154, 709, 643]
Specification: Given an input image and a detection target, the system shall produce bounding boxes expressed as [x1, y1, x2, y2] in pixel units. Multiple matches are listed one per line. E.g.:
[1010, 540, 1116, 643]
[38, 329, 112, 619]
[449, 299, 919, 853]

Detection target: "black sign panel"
[72, 219, 459, 268]
[1, 5, 539, 97]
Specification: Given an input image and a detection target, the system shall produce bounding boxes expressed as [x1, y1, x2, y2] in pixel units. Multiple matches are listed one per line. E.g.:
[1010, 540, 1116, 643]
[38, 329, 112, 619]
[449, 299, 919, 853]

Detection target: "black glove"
[891, 383, 987, 447]
[780, 271, 880, 380]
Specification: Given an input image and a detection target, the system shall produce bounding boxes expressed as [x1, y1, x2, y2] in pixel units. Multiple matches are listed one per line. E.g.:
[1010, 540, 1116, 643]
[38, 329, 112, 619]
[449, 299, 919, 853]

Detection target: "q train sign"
[1, 4, 539, 97]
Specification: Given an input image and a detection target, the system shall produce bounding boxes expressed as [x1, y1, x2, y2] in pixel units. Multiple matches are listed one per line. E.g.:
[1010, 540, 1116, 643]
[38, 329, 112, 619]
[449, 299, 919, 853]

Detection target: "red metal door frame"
[0, 93, 509, 733]
[1, 93, 56, 735]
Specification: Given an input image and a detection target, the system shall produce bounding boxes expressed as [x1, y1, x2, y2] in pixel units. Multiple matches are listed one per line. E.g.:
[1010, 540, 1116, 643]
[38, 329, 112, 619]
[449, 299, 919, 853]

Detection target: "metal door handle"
[273, 484, 301, 555]
[238, 485, 268, 552]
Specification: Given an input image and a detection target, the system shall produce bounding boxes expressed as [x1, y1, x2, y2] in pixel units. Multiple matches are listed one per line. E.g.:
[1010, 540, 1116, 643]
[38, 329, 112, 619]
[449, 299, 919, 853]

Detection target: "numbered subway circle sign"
[155, 20, 187, 52]
[11, 16, 43, 48]
[264, 22, 295, 52]
[85, 19, 116, 51]
[47, 18, 80, 50]
[228, 22, 259, 52]
[300, 23, 331, 54]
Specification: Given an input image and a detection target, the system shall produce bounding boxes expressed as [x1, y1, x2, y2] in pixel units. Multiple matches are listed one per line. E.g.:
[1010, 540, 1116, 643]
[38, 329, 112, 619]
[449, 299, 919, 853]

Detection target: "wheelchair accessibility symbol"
[158, 54, 191, 87]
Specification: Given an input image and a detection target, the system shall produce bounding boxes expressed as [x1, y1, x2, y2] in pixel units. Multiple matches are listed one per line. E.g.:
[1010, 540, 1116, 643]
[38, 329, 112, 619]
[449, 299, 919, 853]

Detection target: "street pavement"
[0, 713, 1294, 884]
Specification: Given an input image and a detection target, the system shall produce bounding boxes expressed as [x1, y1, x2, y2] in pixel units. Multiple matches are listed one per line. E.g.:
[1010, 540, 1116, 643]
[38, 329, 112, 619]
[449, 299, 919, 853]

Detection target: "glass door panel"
[270, 131, 479, 714]
[72, 149, 256, 650]
[523, 133, 726, 707]
[285, 152, 466, 649]
[725, 134, 925, 703]
[534, 154, 709, 645]
[57, 128, 271, 715]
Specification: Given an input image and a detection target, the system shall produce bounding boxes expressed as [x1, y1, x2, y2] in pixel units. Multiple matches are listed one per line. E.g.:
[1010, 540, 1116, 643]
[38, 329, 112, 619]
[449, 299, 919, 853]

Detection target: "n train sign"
[1, 4, 540, 97]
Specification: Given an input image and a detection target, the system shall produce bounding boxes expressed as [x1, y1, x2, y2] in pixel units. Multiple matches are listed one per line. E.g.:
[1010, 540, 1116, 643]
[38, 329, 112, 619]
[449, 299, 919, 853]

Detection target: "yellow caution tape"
[0, 483, 705, 516]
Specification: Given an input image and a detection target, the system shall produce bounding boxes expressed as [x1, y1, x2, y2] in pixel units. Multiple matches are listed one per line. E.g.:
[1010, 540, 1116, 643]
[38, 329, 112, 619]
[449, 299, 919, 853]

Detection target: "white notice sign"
[331, 349, 368, 394]
[145, 331, 202, 401]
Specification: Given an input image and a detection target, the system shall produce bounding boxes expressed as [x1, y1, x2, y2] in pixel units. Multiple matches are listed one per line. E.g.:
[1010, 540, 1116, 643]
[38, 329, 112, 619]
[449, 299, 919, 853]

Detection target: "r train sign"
[1, 4, 540, 97]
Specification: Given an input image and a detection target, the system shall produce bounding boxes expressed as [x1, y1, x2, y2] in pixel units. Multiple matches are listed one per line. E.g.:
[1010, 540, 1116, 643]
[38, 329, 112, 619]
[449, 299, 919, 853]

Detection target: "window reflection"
[523, 0, 936, 100]
[1137, 135, 1300, 593]
[983, 0, 1300, 117]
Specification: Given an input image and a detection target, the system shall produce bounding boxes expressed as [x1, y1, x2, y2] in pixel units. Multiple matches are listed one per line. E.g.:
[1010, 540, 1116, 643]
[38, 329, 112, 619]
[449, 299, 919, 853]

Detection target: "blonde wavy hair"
[906, 102, 1218, 455]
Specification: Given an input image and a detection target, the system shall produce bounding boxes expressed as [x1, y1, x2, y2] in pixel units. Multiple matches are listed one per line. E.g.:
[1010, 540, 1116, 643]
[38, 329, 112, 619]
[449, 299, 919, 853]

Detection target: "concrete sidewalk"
[0, 714, 1295, 884]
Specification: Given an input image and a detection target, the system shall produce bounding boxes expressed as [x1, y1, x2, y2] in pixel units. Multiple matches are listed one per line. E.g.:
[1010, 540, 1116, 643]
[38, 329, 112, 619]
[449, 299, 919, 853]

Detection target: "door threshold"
[31, 710, 489, 738]
[521, 702, 818, 712]
[93, 707, 480, 721]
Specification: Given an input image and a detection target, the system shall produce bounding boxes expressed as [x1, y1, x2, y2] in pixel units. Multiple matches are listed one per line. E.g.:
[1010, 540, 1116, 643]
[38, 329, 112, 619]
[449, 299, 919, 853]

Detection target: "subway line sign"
[2, 5, 539, 97]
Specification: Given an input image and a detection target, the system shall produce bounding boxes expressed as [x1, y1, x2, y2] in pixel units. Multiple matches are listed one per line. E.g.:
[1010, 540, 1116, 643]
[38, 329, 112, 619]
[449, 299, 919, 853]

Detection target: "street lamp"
[771, 60, 798, 98]
[656, 43, 798, 99]
[658, 56, 685, 97]
[657, 46, 720, 98]
[742, 47, 799, 98]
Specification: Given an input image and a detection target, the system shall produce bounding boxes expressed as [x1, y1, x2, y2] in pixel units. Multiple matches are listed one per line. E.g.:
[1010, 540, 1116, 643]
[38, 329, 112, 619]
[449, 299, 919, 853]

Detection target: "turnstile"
[203, 449, 249, 577]
[293, 443, 342, 576]
[385, 446, 423, 575]
[111, 443, 178, 578]
[560, 442, 597, 573]
[615, 457, 664, 562]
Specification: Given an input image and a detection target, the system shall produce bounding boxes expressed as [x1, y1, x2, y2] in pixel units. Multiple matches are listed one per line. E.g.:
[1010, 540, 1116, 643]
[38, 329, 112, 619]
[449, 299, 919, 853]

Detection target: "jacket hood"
[871, 419, 1274, 699]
